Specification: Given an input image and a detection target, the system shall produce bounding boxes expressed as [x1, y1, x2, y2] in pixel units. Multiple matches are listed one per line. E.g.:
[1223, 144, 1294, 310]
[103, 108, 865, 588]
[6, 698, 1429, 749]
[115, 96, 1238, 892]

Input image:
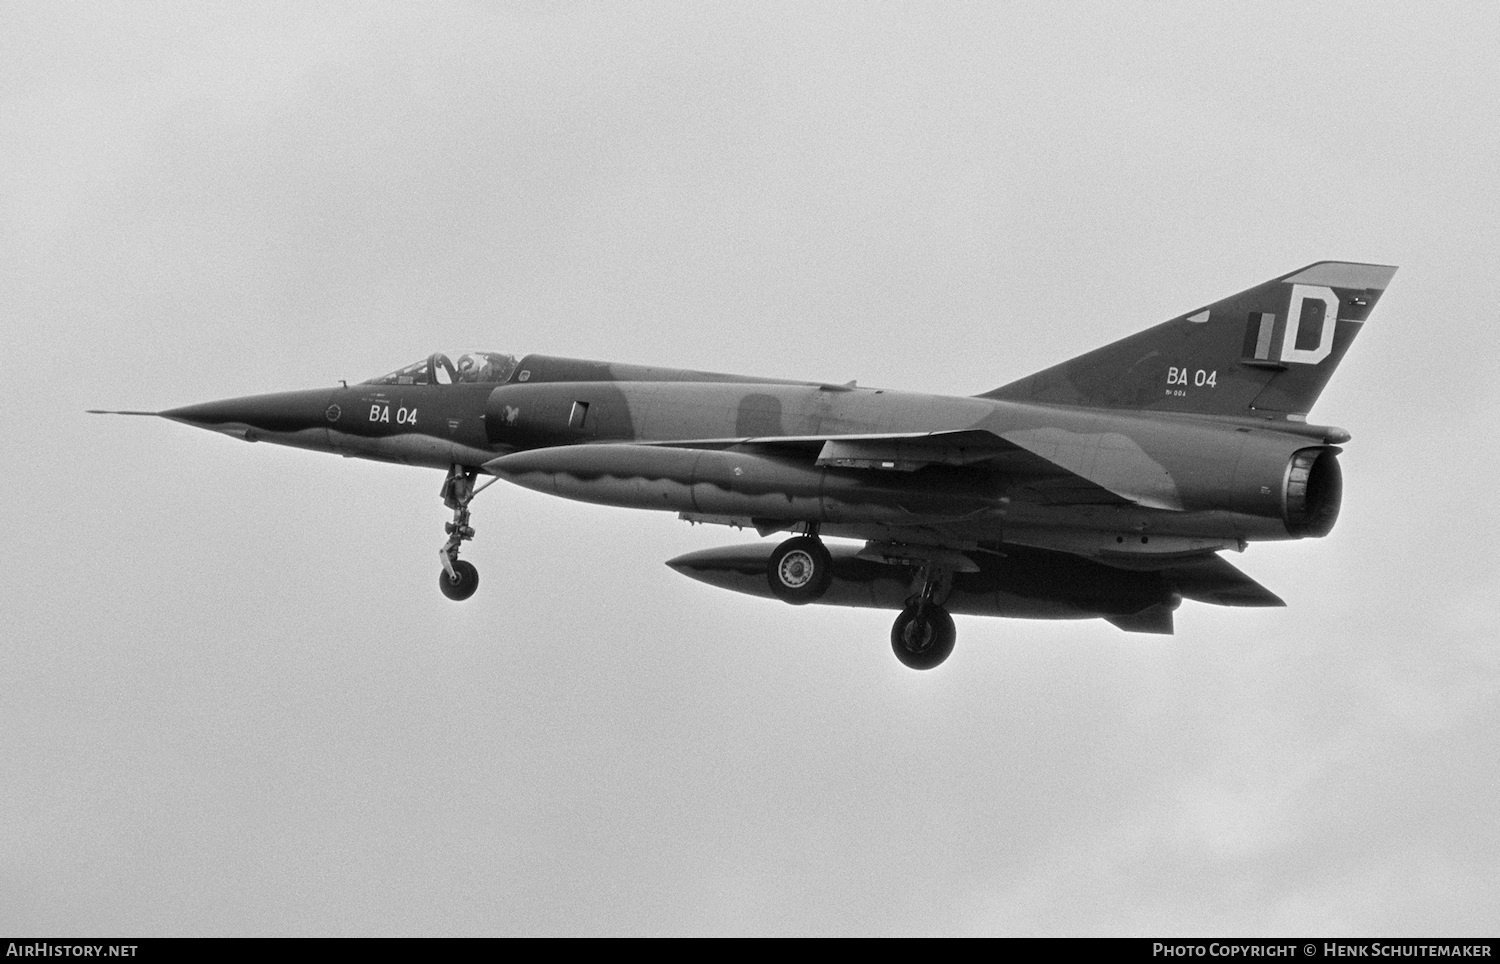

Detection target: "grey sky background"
[4, 1, 1498, 936]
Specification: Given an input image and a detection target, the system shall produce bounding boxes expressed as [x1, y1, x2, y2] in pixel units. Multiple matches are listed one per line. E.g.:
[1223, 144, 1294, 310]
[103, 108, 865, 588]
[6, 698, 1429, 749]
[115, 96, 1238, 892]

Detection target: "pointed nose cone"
[161, 388, 335, 442]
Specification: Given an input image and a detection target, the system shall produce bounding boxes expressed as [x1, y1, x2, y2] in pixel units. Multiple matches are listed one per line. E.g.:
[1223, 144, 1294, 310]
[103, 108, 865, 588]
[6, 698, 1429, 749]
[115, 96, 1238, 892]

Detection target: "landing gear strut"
[438, 464, 485, 601]
[891, 564, 956, 670]
[767, 526, 833, 604]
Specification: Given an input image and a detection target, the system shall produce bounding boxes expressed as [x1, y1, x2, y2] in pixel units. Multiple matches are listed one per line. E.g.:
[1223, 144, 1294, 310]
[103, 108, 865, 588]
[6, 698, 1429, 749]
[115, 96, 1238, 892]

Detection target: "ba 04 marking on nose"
[369, 404, 418, 425]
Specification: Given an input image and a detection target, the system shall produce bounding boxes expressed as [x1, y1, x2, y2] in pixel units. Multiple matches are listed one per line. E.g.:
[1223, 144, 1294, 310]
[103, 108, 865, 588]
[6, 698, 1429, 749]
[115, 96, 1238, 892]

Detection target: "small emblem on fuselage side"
[325, 404, 341, 422]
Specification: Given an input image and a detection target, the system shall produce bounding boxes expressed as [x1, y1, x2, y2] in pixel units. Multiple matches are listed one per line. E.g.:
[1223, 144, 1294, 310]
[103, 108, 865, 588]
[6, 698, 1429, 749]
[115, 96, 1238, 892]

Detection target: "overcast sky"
[4, 1, 1498, 936]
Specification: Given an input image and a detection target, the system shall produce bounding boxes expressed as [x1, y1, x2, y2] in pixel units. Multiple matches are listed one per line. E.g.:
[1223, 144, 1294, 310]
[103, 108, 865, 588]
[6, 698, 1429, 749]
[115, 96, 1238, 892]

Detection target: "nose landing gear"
[438, 464, 493, 601]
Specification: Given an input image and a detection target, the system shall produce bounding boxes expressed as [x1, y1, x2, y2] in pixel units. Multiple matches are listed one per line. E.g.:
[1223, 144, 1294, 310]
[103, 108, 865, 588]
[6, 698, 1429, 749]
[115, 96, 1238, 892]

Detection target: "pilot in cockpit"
[462, 352, 518, 384]
[365, 351, 518, 387]
[455, 353, 483, 381]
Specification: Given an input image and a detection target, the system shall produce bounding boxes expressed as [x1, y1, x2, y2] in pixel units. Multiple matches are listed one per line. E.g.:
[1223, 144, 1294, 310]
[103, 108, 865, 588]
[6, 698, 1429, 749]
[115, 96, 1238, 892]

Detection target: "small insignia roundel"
[325, 404, 341, 422]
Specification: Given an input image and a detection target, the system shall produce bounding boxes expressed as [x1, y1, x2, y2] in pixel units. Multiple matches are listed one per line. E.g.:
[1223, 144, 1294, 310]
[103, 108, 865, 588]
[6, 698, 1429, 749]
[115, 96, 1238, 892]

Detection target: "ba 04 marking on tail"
[1166, 368, 1217, 394]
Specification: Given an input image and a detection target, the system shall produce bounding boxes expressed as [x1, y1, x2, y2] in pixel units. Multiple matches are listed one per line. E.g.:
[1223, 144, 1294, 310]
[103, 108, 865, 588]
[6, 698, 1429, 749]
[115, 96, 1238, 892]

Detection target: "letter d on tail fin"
[983, 261, 1397, 419]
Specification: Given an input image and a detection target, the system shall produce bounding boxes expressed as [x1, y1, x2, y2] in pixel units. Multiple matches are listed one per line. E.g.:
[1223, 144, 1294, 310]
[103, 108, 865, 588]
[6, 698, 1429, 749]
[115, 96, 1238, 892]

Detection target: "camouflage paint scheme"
[101, 261, 1395, 651]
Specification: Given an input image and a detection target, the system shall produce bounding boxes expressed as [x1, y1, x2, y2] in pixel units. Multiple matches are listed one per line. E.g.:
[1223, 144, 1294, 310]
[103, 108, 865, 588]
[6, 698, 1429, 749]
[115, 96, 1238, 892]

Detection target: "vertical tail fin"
[983, 261, 1397, 419]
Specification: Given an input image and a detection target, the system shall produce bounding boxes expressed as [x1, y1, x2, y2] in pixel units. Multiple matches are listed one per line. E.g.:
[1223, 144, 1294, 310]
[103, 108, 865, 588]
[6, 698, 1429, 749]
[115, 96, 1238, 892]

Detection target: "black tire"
[890, 605, 956, 670]
[439, 559, 480, 601]
[766, 536, 834, 605]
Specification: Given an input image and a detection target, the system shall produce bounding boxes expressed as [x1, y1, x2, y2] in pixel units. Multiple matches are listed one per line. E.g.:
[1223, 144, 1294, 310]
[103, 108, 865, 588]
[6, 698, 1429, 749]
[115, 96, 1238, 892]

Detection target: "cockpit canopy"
[364, 351, 519, 386]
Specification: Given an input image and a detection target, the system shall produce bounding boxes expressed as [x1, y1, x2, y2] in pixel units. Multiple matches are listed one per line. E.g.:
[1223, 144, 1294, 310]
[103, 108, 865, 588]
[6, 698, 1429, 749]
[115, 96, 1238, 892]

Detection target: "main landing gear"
[767, 527, 833, 604]
[890, 564, 956, 671]
[766, 528, 959, 669]
[438, 463, 493, 601]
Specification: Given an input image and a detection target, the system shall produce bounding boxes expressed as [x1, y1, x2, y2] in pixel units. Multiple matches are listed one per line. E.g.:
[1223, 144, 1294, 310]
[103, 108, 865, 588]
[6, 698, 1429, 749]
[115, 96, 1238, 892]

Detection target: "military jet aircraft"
[94, 261, 1394, 669]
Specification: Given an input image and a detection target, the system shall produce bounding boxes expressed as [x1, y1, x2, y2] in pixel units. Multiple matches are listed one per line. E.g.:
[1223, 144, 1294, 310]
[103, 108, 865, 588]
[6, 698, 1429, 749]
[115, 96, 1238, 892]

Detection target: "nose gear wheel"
[439, 559, 480, 600]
